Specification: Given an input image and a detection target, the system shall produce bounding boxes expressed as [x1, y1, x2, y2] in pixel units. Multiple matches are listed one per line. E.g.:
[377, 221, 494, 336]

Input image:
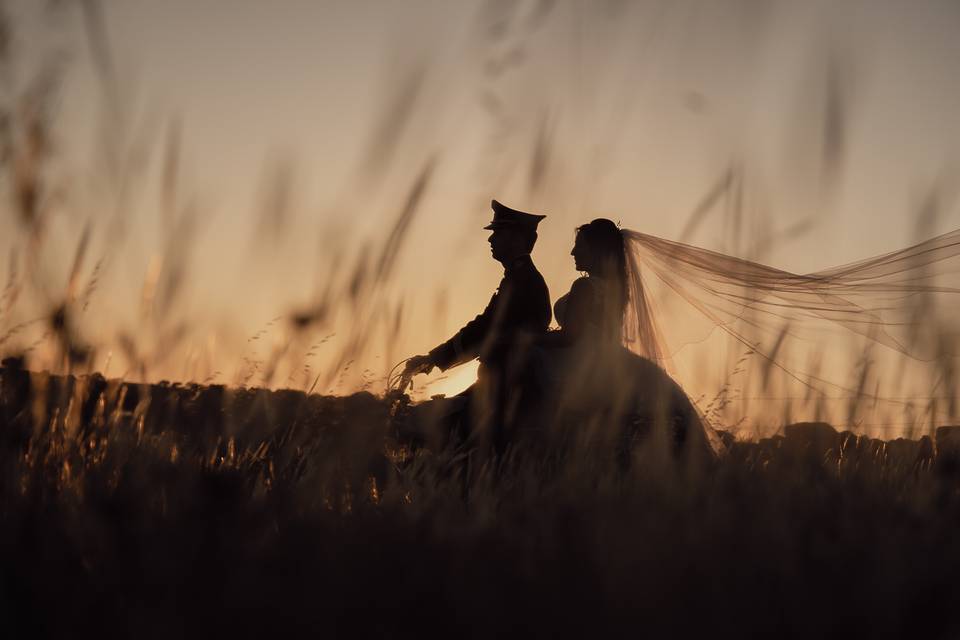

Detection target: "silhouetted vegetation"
[2, 362, 960, 638]
[1, 3, 960, 637]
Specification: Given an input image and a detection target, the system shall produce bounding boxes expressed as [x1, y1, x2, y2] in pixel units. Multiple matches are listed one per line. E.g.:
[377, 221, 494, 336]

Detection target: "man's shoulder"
[510, 256, 547, 282]
[513, 264, 549, 299]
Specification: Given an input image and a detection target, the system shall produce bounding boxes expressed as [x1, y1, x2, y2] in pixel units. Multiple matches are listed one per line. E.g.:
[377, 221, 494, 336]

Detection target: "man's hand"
[404, 354, 435, 377]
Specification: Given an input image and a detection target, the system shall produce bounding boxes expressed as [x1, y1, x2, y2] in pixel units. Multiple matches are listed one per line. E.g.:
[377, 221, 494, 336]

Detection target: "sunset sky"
[2, 0, 959, 433]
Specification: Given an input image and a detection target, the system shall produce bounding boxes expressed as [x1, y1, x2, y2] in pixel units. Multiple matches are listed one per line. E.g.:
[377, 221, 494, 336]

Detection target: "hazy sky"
[2, 0, 960, 430]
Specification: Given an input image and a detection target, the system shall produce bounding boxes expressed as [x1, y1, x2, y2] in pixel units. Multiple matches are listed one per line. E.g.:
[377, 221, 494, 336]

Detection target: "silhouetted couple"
[403, 200, 715, 464]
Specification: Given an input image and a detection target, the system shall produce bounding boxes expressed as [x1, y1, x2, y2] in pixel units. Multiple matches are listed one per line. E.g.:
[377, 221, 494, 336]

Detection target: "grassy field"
[2, 362, 959, 639]
[0, 5, 958, 637]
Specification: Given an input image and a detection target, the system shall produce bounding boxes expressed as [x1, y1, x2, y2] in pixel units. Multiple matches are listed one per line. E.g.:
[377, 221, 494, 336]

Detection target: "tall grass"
[0, 4, 959, 634]
[2, 365, 960, 637]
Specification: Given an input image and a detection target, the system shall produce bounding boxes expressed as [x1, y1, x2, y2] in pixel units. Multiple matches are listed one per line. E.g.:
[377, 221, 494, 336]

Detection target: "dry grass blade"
[528, 109, 553, 194]
[760, 322, 791, 389]
[845, 348, 874, 427]
[480, 0, 521, 42]
[357, 61, 428, 185]
[347, 244, 371, 306]
[81, 257, 103, 312]
[254, 155, 296, 250]
[0, 248, 19, 317]
[373, 157, 436, 283]
[160, 118, 180, 221]
[155, 200, 200, 317]
[679, 166, 733, 243]
[79, 0, 119, 105]
[820, 50, 849, 193]
[13, 61, 63, 235]
[66, 223, 91, 302]
[0, 5, 10, 63]
[524, 0, 556, 32]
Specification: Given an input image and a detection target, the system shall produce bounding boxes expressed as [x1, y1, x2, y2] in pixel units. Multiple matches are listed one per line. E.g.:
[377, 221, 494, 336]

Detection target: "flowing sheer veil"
[620, 228, 960, 436]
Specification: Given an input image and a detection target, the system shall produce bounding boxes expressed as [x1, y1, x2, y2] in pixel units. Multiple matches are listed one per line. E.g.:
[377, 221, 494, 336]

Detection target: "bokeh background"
[1, 0, 959, 435]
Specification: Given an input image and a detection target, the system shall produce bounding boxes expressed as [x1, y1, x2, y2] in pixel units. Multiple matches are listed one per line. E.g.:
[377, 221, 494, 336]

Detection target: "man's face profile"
[488, 227, 522, 262]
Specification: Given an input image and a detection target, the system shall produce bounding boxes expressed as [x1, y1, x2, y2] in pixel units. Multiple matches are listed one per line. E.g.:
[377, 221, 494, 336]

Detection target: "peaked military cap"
[484, 199, 546, 231]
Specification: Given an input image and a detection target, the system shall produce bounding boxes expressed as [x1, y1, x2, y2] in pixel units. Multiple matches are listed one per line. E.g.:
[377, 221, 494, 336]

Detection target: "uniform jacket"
[429, 254, 551, 372]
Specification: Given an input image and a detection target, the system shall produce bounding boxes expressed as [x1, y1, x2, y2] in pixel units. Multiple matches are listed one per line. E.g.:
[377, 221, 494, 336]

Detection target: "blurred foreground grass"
[2, 361, 960, 639]
[1, 5, 959, 635]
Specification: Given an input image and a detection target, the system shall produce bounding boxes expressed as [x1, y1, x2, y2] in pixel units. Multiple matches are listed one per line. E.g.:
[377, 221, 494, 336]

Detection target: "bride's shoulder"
[556, 277, 593, 304]
[569, 275, 592, 289]
[569, 276, 599, 296]
[556, 277, 598, 314]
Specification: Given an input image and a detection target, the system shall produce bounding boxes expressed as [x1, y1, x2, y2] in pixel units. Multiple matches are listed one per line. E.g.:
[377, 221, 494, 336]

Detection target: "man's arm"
[427, 292, 497, 370]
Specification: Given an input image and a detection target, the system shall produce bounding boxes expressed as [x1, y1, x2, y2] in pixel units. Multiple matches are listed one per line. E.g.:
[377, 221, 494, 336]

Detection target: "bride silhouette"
[535, 217, 960, 456]
[522, 218, 721, 464]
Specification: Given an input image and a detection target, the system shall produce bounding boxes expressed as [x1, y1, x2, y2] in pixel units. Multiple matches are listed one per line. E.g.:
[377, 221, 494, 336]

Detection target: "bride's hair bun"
[578, 218, 625, 251]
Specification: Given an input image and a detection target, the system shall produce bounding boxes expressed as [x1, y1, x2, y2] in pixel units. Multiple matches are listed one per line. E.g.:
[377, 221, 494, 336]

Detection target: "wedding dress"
[530, 274, 722, 461]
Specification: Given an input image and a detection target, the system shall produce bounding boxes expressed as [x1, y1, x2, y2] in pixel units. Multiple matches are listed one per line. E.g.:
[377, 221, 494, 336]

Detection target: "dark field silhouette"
[2, 3, 960, 638]
[3, 361, 960, 638]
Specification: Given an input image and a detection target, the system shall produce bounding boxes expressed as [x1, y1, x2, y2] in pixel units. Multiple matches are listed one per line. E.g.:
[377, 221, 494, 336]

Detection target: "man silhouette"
[404, 199, 551, 452]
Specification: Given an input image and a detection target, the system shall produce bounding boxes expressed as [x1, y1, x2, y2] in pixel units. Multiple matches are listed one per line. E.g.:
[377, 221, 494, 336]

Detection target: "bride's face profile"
[572, 219, 623, 276]
[571, 232, 594, 273]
